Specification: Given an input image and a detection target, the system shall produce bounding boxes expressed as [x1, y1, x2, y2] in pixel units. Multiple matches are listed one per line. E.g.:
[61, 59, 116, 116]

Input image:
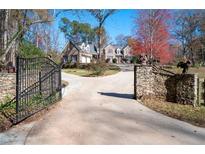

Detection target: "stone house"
[102, 44, 118, 63]
[62, 41, 133, 64]
[62, 41, 98, 64]
[121, 45, 133, 62]
[102, 44, 132, 63]
[115, 47, 123, 63]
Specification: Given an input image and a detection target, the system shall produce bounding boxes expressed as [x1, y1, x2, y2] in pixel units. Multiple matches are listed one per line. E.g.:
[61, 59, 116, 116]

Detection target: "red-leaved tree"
[131, 10, 173, 64]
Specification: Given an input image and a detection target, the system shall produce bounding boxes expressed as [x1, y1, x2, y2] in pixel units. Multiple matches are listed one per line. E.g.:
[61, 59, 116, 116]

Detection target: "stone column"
[194, 74, 198, 107]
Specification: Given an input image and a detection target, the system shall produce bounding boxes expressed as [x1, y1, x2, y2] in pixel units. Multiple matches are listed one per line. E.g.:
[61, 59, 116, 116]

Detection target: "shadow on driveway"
[98, 92, 134, 99]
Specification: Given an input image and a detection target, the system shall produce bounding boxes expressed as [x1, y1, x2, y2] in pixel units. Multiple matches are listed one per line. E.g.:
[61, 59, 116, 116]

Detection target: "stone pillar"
[194, 74, 198, 106]
[134, 65, 154, 99]
[197, 77, 205, 106]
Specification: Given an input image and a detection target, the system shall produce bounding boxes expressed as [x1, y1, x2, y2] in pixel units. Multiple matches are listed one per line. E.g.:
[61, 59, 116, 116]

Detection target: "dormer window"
[80, 43, 86, 50]
[85, 45, 90, 52]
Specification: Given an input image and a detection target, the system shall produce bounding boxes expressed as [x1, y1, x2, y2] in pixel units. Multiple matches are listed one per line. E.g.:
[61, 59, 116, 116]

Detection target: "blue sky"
[53, 9, 138, 50]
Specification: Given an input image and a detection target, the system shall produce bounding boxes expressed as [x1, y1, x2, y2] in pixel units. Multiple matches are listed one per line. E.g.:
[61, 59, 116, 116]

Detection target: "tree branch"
[0, 18, 53, 62]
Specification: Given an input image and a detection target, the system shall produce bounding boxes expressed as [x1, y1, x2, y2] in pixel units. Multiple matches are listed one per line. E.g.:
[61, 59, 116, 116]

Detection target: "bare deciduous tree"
[174, 10, 201, 65]
[88, 9, 116, 60]
[0, 10, 53, 63]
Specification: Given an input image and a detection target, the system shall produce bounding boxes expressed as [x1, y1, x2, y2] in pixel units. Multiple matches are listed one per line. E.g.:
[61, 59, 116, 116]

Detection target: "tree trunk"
[0, 10, 5, 56]
[0, 10, 19, 65]
[4, 10, 9, 51]
[190, 48, 196, 66]
[98, 23, 102, 61]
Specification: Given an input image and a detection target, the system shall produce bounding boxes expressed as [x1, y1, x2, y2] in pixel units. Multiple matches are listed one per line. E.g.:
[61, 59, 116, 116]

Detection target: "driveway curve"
[1, 70, 205, 144]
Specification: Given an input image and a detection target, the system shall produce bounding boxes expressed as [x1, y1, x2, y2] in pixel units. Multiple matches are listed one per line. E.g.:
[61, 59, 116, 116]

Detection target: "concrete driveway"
[1, 69, 205, 144]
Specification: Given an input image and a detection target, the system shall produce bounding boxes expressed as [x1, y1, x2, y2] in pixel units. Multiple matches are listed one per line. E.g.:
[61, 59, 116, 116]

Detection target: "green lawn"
[63, 65, 120, 77]
[140, 98, 205, 127]
[63, 68, 90, 76]
[166, 66, 205, 78]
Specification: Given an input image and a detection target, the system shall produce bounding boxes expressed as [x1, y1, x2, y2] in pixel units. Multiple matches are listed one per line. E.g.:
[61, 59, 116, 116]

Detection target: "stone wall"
[135, 66, 154, 98]
[0, 73, 16, 102]
[175, 74, 197, 105]
[134, 65, 198, 105]
[153, 72, 176, 102]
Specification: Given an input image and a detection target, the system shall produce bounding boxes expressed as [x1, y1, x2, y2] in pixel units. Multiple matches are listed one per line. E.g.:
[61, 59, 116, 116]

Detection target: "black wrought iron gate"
[12, 56, 62, 123]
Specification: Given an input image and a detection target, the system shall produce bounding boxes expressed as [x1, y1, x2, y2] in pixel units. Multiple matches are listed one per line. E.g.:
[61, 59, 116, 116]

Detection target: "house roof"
[121, 44, 129, 50]
[103, 43, 112, 49]
[62, 40, 98, 56]
[103, 44, 127, 55]
[70, 41, 81, 52]
[86, 43, 98, 54]
[104, 44, 130, 50]
[62, 40, 131, 57]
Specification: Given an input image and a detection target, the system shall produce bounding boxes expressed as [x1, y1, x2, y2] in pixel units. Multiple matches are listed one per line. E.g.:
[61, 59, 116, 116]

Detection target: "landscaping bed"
[0, 113, 13, 132]
[139, 98, 205, 127]
[63, 63, 120, 77]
